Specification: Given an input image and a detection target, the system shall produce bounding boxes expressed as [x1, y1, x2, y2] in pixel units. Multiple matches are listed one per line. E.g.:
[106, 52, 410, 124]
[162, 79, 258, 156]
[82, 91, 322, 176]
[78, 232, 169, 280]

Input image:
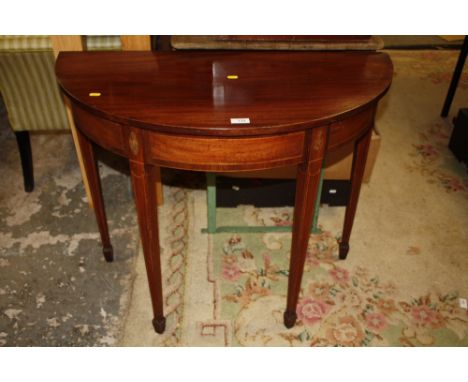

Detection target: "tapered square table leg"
[75, 128, 113, 262]
[130, 161, 166, 334]
[284, 127, 328, 328]
[339, 127, 373, 260]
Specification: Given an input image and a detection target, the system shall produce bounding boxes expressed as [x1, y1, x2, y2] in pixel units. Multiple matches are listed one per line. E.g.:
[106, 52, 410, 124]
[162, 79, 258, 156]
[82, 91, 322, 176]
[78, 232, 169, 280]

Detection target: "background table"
[56, 51, 392, 333]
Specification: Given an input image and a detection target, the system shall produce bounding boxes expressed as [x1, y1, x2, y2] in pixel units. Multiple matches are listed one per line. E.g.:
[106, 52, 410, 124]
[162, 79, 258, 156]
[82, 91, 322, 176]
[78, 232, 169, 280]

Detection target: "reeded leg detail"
[75, 127, 113, 262]
[339, 127, 373, 260]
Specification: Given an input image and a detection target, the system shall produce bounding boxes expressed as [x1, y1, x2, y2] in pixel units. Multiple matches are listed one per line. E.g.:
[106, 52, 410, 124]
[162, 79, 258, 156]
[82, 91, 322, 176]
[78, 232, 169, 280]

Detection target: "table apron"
[143, 130, 306, 171]
[72, 105, 127, 157]
[327, 105, 376, 150]
[72, 103, 375, 172]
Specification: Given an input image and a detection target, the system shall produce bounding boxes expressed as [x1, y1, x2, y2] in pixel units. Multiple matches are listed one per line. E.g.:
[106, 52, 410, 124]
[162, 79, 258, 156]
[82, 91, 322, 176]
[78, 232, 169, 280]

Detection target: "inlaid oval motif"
[129, 131, 139, 156]
[313, 129, 324, 152]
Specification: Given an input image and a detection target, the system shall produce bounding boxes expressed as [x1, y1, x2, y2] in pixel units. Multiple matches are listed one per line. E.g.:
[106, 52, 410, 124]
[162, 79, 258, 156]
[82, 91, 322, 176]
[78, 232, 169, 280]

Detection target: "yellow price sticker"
[89, 92, 101, 97]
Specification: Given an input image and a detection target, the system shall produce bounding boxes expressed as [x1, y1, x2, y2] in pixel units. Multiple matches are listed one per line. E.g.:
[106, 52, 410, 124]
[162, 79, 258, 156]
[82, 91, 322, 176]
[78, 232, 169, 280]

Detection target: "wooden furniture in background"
[50, 36, 94, 207]
[56, 50, 392, 333]
[120, 35, 152, 51]
[171, 35, 383, 51]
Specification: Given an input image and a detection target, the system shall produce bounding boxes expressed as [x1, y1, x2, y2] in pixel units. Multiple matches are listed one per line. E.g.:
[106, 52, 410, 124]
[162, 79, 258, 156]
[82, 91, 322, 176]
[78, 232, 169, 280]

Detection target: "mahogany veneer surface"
[55, 50, 392, 333]
[56, 51, 392, 137]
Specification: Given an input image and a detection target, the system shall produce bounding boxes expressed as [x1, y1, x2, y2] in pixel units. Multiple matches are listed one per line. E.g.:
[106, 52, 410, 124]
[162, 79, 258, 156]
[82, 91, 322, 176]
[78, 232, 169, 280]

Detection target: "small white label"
[329, 189, 337, 194]
[459, 298, 467, 309]
[230, 118, 250, 124]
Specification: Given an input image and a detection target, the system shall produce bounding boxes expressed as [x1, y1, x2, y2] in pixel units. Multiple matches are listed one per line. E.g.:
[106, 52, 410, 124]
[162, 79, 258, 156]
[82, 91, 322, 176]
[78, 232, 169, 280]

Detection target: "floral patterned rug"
[121, 50, 468, 346]
[212, 213, 468, 346]
[1, 49, 468, 346]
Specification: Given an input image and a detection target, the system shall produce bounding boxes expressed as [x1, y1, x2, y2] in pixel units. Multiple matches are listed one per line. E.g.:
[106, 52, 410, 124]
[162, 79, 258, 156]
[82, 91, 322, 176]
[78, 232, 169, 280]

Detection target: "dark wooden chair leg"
[284, 127, 328, 328]
[75, 128, 113, 262]
[14, 131, 34, 192]
[441, 36, 468, 117]
[130, 161, 166, 334]
[339, 127, 373, 260]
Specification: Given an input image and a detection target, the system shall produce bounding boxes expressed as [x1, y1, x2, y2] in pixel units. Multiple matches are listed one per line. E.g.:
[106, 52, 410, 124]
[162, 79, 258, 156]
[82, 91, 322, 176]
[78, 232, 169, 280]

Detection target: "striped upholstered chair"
[0, 35, 125, 192]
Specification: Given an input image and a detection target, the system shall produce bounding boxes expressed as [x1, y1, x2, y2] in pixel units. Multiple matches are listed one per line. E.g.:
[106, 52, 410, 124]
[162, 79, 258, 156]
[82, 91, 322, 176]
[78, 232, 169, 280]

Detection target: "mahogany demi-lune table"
[55, 51, 392, 334]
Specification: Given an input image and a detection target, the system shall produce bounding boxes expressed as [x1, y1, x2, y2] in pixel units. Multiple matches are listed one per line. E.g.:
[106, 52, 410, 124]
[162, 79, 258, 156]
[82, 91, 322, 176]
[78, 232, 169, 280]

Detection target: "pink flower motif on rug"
[222, 264, 242, 281]
[411, 305, 444, 328]
[406, 121, 468, 196]
[377, 298, 398, 314]
[296, 297, 330, 326]
[365, 312, 388, 331]
[308, 282, 332, 301]
[329, 267, 350, 284]
[270, 211, 293, 226]
[326, 315, 365, 346]
[414, 143, 439, 162]
[440, 176, 466, 192]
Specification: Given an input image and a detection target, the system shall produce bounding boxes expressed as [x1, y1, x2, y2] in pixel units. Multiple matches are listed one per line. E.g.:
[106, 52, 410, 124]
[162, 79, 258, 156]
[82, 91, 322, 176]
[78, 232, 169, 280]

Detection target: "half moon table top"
[55, 51, 393, 137]
[56, 49, 393, 333]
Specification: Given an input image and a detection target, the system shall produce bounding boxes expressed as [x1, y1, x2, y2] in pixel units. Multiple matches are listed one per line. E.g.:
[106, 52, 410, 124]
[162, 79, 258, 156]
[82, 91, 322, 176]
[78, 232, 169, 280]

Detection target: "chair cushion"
[0, 35, 122, 132]
[0, 35, 52, 52]
[0, 35, 123, 52]
[0, 51, 69, 131]
[85, 35, 122, 51]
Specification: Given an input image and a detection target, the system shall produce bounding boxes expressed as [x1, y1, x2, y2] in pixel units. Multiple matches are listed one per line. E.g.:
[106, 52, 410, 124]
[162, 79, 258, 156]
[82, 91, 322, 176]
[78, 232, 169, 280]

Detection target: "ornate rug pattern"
[1, 50, 468, 346]
[121, 50, 468, 346]
[202, 50, 468, 346]
[206, 50, 468, 346]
